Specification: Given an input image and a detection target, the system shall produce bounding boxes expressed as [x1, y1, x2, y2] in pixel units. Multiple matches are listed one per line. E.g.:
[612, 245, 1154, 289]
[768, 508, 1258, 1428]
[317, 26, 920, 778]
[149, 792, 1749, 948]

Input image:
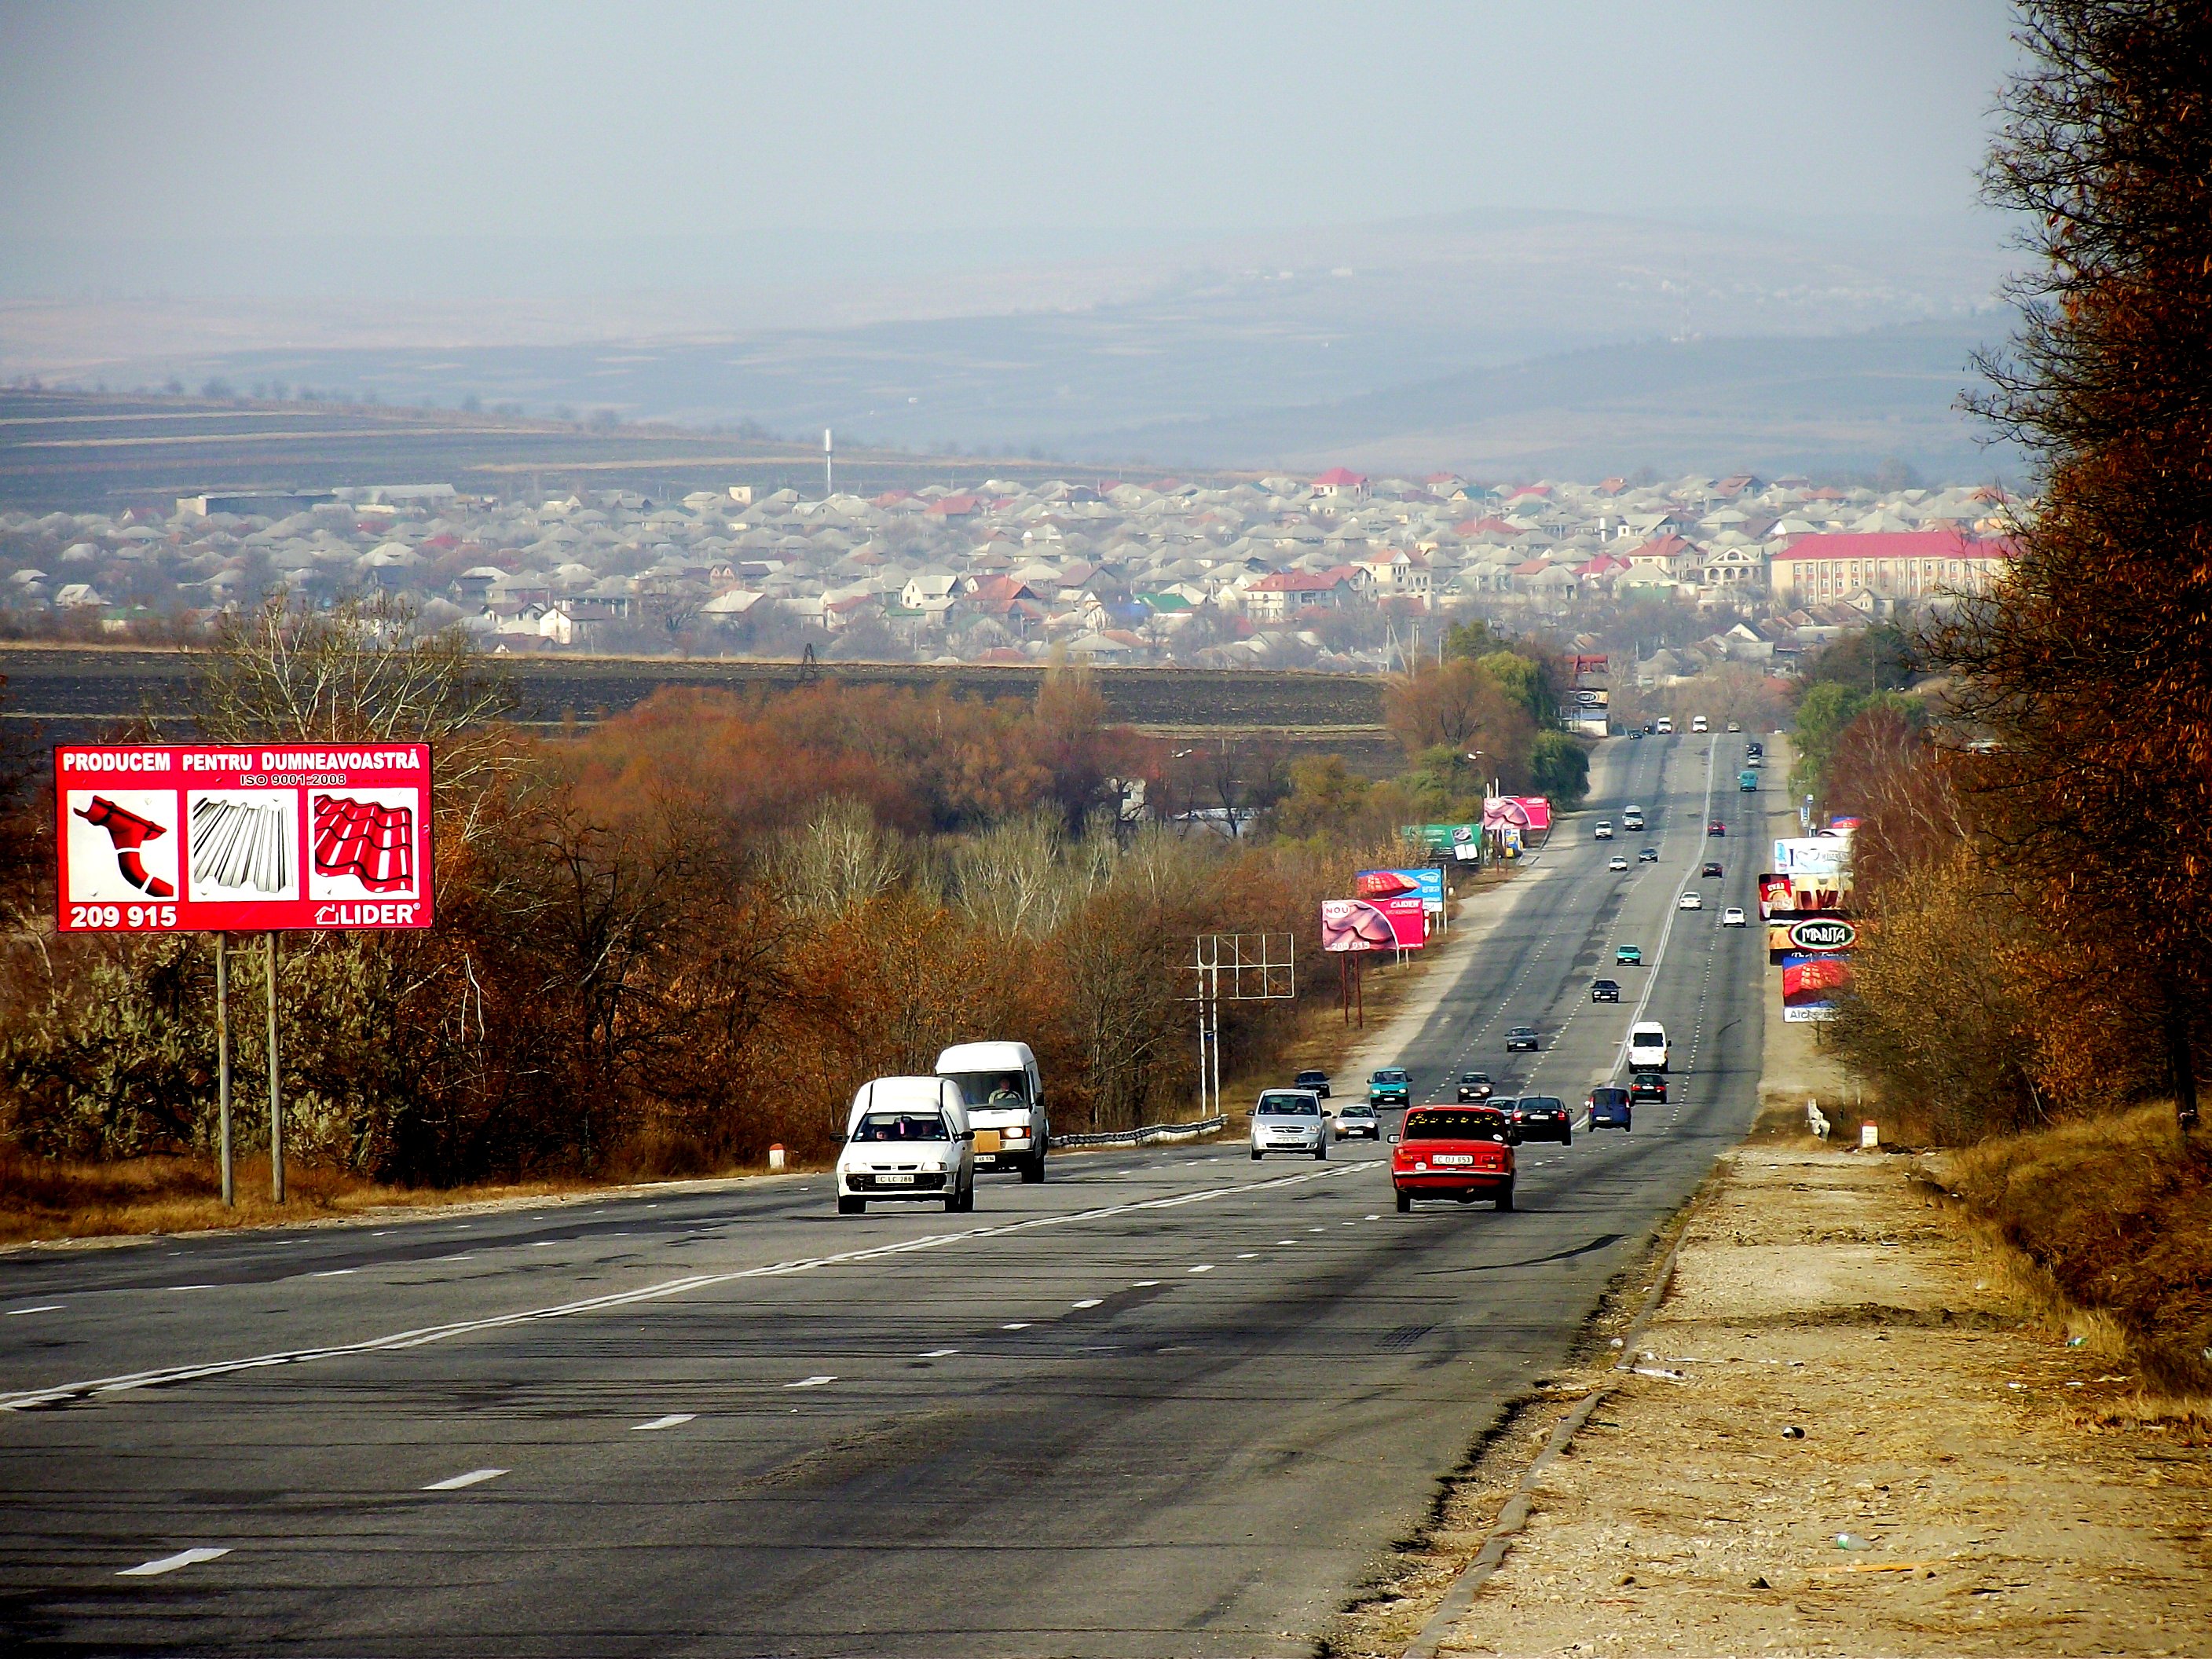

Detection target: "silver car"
[1251, 1090, 1331, 1160]
[1332, 1099, 1381, 1140]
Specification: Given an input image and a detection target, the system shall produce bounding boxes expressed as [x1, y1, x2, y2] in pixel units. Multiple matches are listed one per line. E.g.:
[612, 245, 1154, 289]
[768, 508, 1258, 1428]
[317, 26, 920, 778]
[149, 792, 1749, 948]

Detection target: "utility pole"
[824, 427, 833, 499]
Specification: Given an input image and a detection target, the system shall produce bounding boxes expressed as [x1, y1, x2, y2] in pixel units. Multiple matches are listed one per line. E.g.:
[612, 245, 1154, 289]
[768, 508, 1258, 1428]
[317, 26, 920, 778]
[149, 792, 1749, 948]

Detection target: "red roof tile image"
[313, 795, 414, 892]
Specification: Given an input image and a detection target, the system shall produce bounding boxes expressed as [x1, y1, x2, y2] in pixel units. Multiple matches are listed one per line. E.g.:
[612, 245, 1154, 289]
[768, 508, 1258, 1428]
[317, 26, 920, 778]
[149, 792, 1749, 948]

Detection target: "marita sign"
[55, 744, 434, 933]
[1787, 918, 1858, 952]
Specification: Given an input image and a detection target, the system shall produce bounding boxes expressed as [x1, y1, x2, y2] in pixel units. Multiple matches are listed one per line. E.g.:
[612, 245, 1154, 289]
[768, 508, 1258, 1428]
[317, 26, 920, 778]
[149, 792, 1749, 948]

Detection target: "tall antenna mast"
[823, 427, 834, 499]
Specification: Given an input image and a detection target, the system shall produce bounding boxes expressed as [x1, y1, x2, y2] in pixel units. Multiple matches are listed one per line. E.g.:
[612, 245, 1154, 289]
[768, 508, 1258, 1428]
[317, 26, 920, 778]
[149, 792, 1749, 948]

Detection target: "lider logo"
[1789, 918, 1857, 951]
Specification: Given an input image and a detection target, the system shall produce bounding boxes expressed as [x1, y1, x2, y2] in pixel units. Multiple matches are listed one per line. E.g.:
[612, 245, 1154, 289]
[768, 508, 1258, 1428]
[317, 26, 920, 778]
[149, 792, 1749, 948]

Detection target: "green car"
[1615, 944, 1643, 965]
[1368, 1068, 1412, 1107]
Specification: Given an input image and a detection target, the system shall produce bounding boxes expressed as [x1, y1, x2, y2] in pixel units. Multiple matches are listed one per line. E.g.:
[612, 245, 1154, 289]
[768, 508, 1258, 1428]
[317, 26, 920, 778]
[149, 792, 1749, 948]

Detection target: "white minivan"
[836, 1076, 975, 1214]
[936, 1041, 1048, 1182]
[1628, 1021, 1670, 1073]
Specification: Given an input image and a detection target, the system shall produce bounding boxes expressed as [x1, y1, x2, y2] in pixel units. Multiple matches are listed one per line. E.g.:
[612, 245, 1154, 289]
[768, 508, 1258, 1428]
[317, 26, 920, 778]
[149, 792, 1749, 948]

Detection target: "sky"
[0, 0, 2023, 295]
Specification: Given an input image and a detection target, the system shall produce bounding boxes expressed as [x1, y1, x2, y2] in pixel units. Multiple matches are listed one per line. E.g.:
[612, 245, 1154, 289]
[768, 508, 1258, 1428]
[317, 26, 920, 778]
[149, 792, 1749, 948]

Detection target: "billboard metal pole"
[266, 931, 284, 1204]
[214, 933, 233, 1207]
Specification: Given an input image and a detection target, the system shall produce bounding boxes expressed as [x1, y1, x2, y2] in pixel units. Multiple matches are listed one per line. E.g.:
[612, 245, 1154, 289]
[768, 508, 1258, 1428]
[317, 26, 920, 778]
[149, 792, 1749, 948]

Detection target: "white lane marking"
[309, 1269, 356, 1278]
[1001, 1322, 1032, 1330]
[422, 1467, 506, 1491]
[631, 1413, 694, 1431]
[118, 1546, 229, 1577]
[1070, 1298, 1102, 1309]
[1277, 1239, 1298, 1245]
[1131, 1280, 1160, 1287]
[529, 1241, 555, 1248]
[1607, 738, 1719, 1082]
[1364, 1214, 1380, 1221]
[784, 1375, 835, 1389]
[1188, 1264, 1214, 1274]
[1236, 1252, 1259, 1260]
[1, 1163, 1356, 1413]
[918, 1347, 959, 1358]
[5, 1305, 62, 1317]
[167, 1284, 218, 1291]
[437, 1254, 474, 1262]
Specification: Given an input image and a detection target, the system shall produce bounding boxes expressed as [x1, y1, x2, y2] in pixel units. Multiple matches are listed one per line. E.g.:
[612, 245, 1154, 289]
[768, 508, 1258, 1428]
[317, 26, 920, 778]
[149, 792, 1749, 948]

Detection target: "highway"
[0, 733, 1772, 1657]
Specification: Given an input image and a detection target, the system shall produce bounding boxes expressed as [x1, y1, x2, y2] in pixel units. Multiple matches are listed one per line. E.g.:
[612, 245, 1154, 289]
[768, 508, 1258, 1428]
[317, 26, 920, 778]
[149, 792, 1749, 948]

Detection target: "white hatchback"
[1722, 906, 1748, 927]
[836, 1077, 976, 1214]
[1678, 891, 1703, 910]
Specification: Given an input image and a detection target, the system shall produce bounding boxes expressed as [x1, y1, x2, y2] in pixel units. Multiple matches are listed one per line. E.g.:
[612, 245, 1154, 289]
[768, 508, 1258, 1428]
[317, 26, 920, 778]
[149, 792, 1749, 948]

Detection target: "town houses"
[0, 470, 2015, 674]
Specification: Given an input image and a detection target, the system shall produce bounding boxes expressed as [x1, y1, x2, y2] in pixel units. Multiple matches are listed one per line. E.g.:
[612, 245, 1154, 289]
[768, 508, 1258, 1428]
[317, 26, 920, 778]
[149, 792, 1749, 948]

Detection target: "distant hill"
[1068, 322, 2023, 485]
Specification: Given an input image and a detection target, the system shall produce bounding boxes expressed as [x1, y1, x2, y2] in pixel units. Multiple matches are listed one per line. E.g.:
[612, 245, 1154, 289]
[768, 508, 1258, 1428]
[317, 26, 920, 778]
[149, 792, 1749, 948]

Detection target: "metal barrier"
[1050, 1114, 1229, 1150]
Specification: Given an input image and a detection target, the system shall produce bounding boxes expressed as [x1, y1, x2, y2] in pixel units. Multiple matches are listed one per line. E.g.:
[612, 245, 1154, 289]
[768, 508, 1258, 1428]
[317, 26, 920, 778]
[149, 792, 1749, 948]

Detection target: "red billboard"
[56, 744, 434, 933]
[1321, 895, 1425, 952]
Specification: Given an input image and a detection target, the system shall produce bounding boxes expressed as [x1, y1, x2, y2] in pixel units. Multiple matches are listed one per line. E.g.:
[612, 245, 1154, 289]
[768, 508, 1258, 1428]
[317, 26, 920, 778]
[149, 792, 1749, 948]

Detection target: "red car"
[1707, 819, 1726, 837]
[1391, 1104, 1517, 1212]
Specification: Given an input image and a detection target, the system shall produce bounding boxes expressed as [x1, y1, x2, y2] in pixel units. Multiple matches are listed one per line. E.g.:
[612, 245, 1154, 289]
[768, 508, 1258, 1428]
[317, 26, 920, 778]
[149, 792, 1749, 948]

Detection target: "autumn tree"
[1934, 0, 2212, 1127]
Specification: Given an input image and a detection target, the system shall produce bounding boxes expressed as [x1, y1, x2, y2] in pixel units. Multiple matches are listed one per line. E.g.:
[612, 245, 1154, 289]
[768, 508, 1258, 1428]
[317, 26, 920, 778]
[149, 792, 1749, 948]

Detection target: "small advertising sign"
[1758, 873, 1795, 918]
[1782, 951, 1852, 1022]
[1787, 917, 1858, 952]
[1773, 837, 1850, 876]
[1321, 895, 1426, 952]
[55, 744, 434, 933]
[1356, 868, 1445, 914]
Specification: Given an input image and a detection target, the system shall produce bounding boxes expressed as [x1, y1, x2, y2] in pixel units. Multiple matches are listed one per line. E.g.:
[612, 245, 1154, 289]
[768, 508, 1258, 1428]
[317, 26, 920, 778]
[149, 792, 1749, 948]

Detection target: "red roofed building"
[925, 494, 980, 518]
[1768, 529, 2012, 606]
[1624, 533, 1697, 581]
[1311, 467, 1368, 500]
[1453, 516, 1524, 540]
[1243, 568, 1357, 622]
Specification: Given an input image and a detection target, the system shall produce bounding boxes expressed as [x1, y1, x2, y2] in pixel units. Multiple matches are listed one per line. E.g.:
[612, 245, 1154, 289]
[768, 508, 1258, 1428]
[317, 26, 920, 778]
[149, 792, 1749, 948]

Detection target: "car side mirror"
[830, 1133, 846, 1144]
[1387, 1133, 1402, 1144]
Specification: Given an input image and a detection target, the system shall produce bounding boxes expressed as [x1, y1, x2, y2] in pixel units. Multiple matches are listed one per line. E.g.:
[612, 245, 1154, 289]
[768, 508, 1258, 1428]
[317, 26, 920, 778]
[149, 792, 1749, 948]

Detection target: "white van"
[936, 1041, 1047, 1182]
[836, 1076, 974, 1214]
[1655, 717, 1675, 734]
[1628, 1021, 1670, 1073]
[1690, 715, 1709, 733]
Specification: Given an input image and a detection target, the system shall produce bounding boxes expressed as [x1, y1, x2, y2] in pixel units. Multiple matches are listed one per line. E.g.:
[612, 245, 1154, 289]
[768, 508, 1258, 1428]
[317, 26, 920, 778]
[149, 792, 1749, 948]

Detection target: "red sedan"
[1391, 1105, 1517, 1213]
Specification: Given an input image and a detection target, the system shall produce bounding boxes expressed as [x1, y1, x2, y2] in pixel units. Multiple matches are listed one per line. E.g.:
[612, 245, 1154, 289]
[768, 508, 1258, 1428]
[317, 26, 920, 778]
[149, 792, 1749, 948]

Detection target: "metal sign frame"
[1188, 932, 1297, 1119]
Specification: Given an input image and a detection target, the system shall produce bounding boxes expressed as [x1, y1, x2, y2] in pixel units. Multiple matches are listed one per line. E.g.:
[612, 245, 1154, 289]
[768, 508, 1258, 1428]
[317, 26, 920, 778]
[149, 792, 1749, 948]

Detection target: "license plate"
[876, 1174, 914, 1185]
[1433, 1153, 1474, 1166]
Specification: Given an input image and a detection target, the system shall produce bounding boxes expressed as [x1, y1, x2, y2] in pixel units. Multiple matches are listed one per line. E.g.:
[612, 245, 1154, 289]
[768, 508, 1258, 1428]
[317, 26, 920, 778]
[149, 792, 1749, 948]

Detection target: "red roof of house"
[1769, 529, 2006, 562]
[1628, 533, 1694, 562]
[925, 494, 980, 516]
[1249, 569, 1348, 593]
[1453, 517, 1523, 538]
[1506, 483, 1552, 500]
[1312, 467, 1368, 488]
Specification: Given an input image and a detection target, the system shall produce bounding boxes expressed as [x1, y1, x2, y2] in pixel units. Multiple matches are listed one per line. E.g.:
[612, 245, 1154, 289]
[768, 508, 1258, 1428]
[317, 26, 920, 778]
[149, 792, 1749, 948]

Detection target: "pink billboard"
[1481, 795, 1552, 835]
[1321, 895, 1426, 952]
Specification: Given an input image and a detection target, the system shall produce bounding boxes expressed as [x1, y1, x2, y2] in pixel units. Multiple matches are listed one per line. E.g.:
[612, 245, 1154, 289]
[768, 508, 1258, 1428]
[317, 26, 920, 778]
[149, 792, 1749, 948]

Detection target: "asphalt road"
[0, 734, 1772, 1657]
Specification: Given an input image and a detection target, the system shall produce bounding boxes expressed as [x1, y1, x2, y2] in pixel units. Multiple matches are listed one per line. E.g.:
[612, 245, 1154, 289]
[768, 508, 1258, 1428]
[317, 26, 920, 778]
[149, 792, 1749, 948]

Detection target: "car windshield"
[943, 1071, 1028, 1109]
[1460, 1074, 1488, 1084]
[1404, 1110, 1508, 1141]
[1339, 1102, 1373, 1115]
[1591, 1089, 1628, 1106]
[854, 1111, 950, 1143]
[1520, 1097, 1564, 1112]
[1372, 1070, 1408, 1082]
[1296, 1071, 1327, 1082]
[1257, 1094, 1318, 1115]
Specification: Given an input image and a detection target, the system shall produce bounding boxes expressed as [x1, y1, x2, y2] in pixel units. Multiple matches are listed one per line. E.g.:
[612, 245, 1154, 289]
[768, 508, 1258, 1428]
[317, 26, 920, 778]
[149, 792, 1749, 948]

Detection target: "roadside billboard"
[1760, 872, 1851, 918]
[1481, 795, 1553, 835]
[1321, 895, 1426, 952]
[1404, 822, 1475, 856]
[56, 744, 434, 933]
[1357, 868, 1445, 914]
[1782, 951, 1852, 1021]
[1772, 837, 1850, 877]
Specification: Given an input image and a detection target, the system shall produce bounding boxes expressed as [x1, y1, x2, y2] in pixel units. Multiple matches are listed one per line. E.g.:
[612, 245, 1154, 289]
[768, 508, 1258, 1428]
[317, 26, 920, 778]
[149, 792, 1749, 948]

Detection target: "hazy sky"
[4, 0, 2020, 251]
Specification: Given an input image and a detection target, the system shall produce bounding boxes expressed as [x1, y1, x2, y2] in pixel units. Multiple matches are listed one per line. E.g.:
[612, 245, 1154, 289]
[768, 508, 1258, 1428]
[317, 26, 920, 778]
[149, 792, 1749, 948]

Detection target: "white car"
[1608, 854, 1628, 872]
[1722, 906, 1748, 927]
[1251, 1089, 1331, 1160]
[1331, 1099, 1381, 1139]
[1594, 821, 1613, 839]
[1678, 891, 1703, 910]
[836, 1077, 976, 1214]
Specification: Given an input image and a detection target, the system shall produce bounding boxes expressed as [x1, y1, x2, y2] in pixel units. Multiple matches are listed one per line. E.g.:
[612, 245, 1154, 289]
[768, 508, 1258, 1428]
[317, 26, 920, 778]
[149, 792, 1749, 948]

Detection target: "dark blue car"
[1588, 1086, 1633, 1132]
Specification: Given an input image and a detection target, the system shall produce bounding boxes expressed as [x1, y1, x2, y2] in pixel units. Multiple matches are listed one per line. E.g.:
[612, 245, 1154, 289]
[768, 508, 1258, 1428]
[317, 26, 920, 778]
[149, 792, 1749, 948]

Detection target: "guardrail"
[1050, 1114, 1229, 1150]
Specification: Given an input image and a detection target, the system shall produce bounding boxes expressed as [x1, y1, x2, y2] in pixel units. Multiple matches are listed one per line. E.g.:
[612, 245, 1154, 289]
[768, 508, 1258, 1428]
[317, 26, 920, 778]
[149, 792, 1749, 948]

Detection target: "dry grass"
[0, 1150, 747, 1250]
[1935, 1101, 2212, 1393]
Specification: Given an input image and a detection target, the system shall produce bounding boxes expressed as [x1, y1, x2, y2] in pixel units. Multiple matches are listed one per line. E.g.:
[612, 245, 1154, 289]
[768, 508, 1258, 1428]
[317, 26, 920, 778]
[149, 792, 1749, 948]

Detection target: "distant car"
[1701, 860, 1723, 877]
[1616, 944, 1643, 965]
[1294, 1068, 1331, 1099]
[1678, 891, 1703, 910]
[1722, 906, 1748, 927]
[1638, 848, 1661, 862]
[1745, 741, 1764, 759]
[1332, 1099, 1381, 1139]
[1629, 1071, 1668, 1104]
[1251, 1089, 1331, 1160]
[1510, 1094, 1573, 1144]
[1505, 1025, 1540, 1052]
[1391, 1105, 1516, 1212]
[1594, 821, 1613, 840]
[1368, 1068, 1412, 1107]
[1690, 716, 1709, 733]
[1708, 819, 1726, 837]
[1643, 723, 1657, 734]
[1727, 720, 1741, 732]
[1588, 1086, 1632, 1131]
[1457, 1071, 1495, 1101]
[1628, 730, 1644, 740]
[1622, 807, 1645, 830]
[1591, 977, 1621, 1002]
[1608, 854, 1628, 871]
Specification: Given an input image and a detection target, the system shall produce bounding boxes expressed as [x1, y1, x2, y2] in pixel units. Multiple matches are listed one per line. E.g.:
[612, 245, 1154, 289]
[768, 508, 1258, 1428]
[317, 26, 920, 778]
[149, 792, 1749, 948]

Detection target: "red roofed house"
[925, 494, 980, 518]
[1311, 467, 1368, 500]
[1623, 533, 1697, 583]
[1453, 516, 1524, 540]
[1243, 568, 1357, 623]
[1768, 529, 2012, 606]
